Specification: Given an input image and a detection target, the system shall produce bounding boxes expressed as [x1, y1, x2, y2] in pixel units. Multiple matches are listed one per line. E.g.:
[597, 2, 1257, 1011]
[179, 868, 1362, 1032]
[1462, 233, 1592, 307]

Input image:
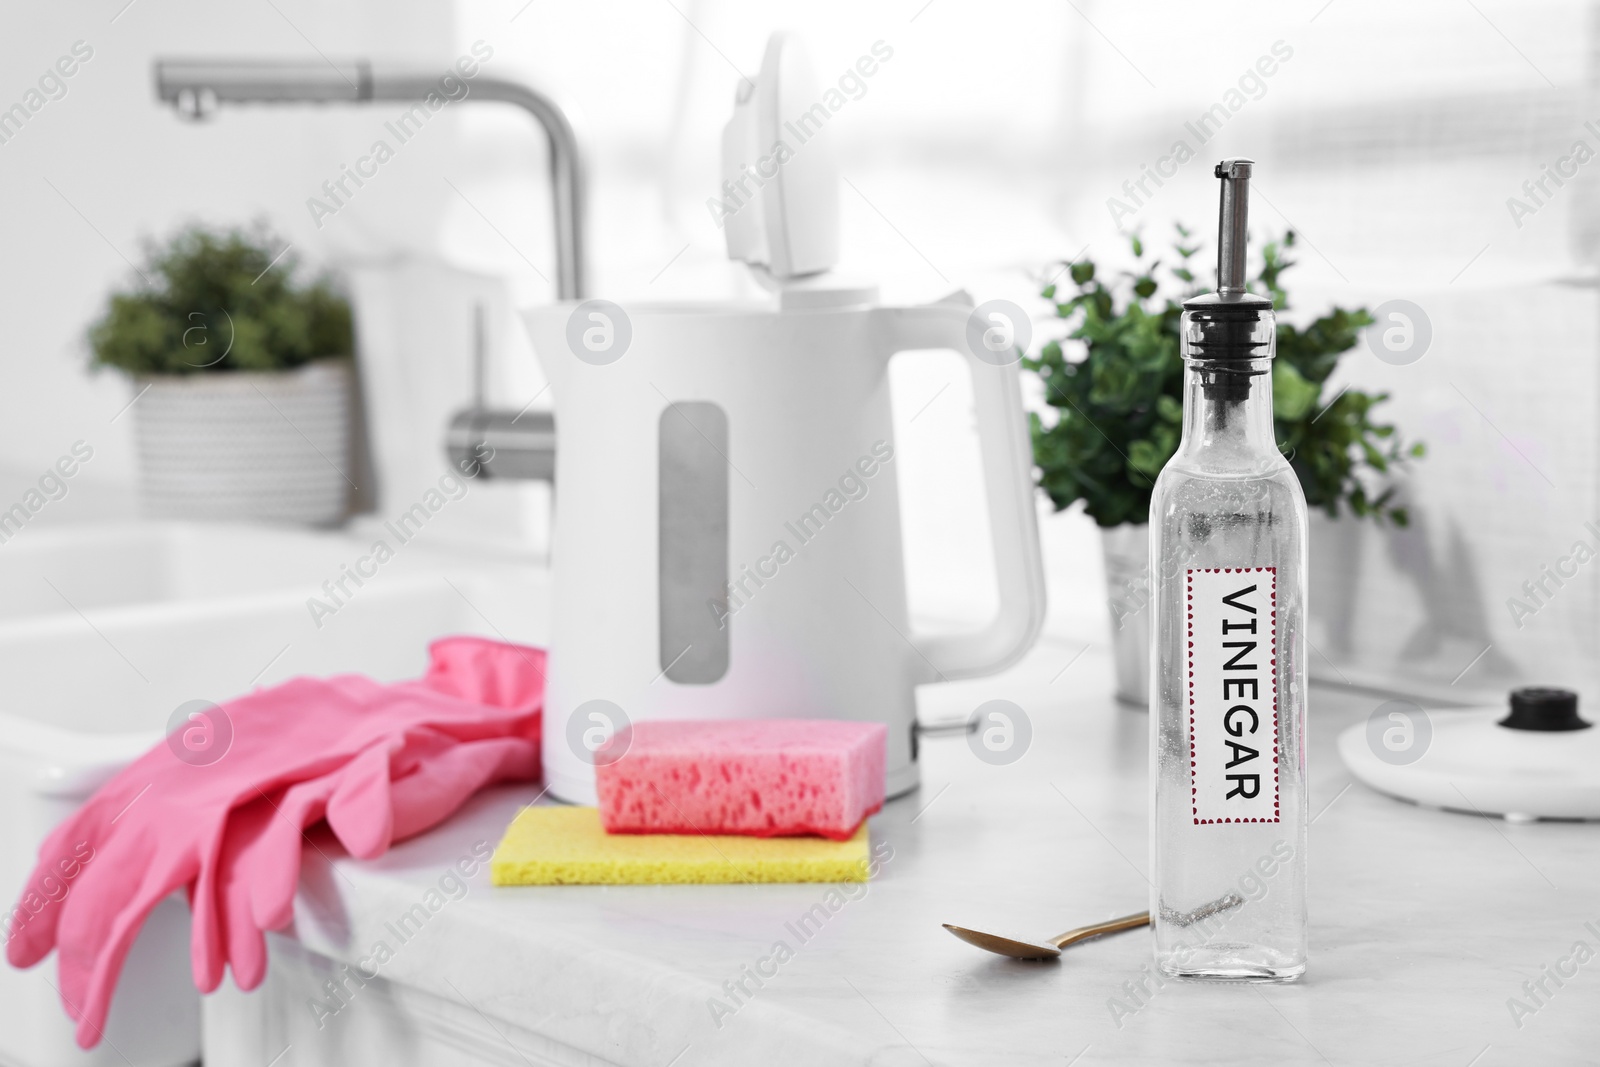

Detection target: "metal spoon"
[942, 911, 1150, 960]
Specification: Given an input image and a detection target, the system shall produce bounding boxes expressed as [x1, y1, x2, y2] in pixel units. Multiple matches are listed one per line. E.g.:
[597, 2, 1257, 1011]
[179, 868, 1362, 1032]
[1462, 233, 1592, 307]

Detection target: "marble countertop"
[284, 635, 1600, 1066]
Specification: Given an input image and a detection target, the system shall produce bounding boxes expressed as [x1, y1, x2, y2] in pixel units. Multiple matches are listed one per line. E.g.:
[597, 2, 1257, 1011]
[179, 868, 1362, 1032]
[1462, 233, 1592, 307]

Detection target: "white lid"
[719, 32, 840, 282]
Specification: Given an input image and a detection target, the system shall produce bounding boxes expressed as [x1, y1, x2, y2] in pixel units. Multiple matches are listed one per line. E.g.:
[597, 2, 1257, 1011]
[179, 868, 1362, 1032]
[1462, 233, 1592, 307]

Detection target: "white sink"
[0, 520, 462, 618]
[0, 521, 548, 1067]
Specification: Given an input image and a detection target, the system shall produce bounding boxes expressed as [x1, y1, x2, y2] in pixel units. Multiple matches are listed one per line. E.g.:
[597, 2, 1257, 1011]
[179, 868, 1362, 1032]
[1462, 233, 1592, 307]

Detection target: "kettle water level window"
[658, 401, 732, 685]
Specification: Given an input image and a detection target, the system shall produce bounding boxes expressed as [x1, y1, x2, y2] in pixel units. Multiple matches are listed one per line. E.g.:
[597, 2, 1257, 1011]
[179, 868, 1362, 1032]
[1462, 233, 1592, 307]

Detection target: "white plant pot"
[132, 361, 353, 526]
[1101, 523, 1152, 707]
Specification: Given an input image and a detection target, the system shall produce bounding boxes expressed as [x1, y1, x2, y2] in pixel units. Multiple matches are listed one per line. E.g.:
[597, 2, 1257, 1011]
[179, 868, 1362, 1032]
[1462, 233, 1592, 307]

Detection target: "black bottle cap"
[1497, 687, 1591, 732]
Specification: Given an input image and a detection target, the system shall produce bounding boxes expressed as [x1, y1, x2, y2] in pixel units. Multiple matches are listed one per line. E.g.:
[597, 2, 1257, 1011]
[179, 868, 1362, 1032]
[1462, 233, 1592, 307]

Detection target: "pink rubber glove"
[7, 637, 543, 1048]
[198, 637, 545, 993]
[201, 729, 538, 992]
[420, 634, 547, 709]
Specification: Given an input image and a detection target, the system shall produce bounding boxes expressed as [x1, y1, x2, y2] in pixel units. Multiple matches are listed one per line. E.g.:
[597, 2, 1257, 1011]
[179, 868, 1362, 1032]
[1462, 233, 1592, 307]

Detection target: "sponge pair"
[492, 719, 887, 886]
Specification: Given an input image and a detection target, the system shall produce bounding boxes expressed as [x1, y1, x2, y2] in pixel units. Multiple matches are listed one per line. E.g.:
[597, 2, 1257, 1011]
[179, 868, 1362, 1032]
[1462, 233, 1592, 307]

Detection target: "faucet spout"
[153, 58, 587, 300]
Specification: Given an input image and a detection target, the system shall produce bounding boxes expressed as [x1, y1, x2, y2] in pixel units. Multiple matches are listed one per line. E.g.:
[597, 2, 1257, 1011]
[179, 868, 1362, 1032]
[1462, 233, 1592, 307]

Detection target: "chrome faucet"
[152, 58, 576, 484]
[153, 59, 586, 299]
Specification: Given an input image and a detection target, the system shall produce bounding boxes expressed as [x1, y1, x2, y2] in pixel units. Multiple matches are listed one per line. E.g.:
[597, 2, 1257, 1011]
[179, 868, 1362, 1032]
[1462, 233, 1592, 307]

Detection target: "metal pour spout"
[1214, 158, 1253, 297]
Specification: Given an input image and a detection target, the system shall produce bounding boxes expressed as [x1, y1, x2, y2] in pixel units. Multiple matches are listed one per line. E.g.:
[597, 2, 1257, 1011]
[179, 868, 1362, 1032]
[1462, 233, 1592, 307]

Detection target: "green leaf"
[1127, 437, 1173, 483]
[1272, 362, 1319, 421]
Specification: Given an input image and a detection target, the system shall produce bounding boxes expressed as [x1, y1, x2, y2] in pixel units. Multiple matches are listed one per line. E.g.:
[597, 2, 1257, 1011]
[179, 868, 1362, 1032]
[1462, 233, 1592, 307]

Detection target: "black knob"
[1498, 687, 1591, 732]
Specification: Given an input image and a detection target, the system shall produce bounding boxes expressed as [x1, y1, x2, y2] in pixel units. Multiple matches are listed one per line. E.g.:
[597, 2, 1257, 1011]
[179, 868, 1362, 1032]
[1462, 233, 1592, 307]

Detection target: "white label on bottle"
[1186, 567, 1279, 825]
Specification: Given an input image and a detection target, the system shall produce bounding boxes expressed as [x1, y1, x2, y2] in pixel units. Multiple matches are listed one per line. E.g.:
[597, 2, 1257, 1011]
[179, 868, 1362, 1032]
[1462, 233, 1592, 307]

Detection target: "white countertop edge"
[284, 786, 888, 1067]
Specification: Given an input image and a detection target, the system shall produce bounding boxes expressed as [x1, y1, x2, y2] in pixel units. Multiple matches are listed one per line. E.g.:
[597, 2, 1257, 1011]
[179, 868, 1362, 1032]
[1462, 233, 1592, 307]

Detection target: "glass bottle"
[1148, 159, 1308, 981]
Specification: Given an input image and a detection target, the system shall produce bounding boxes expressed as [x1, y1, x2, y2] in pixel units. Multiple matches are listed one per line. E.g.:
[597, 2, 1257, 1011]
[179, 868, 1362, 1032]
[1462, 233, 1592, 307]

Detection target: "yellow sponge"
[491, 805, 870, 885]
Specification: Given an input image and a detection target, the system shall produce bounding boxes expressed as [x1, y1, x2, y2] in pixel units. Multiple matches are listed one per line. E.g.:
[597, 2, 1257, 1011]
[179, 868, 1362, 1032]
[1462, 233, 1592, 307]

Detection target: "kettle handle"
[876, 300, 1046, 680]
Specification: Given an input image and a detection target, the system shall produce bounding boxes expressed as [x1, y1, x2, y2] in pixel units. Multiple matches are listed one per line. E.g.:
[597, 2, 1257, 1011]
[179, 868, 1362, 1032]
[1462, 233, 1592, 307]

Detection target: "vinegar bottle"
[1148, 159, 1309, 980]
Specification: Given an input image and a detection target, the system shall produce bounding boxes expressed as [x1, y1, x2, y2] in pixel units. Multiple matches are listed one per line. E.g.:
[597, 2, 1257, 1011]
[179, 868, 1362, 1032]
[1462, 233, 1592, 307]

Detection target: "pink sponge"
[596, 719, 887, 840]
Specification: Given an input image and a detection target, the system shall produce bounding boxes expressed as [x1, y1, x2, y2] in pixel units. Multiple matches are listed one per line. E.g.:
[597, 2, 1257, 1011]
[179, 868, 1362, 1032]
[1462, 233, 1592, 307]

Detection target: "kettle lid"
[719, 32, 840, 282]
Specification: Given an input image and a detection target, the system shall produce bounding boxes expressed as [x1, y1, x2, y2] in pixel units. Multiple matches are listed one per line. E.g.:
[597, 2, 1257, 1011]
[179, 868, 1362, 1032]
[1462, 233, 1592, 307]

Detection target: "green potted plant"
[91, 223, 356, 525]
[1025, 227, 1424, 703]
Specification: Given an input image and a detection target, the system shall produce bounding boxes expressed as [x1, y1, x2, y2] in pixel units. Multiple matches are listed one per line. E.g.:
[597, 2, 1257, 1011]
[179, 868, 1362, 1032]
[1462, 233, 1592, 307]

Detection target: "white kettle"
[527, 33, 1045, 803]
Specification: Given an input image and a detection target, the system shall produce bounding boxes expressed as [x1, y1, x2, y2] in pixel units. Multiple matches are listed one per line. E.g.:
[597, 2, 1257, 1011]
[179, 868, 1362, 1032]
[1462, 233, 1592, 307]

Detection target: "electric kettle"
[529, 33, 1045, 803]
